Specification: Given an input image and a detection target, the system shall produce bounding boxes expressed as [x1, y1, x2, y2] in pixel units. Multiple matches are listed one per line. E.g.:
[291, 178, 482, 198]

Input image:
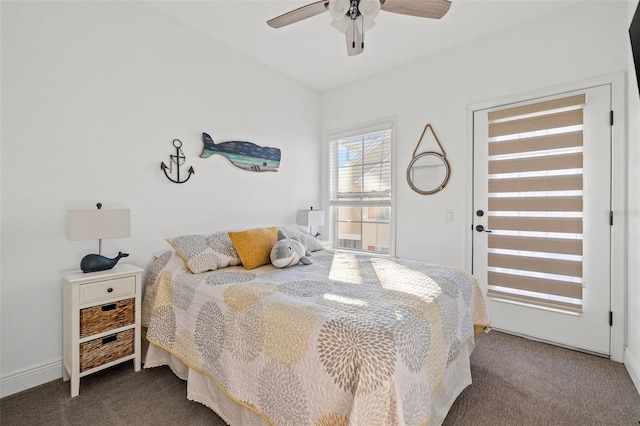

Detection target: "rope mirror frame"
[406, 124, 451, 195]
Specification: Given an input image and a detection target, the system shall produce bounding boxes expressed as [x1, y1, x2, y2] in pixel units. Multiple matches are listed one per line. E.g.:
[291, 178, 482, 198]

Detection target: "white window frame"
[326, 118, 396, 256]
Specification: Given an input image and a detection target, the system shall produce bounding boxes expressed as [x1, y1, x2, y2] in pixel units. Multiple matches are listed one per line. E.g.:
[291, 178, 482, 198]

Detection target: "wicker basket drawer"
[80, 298, 134, 338]
[80, 329, 134, 372]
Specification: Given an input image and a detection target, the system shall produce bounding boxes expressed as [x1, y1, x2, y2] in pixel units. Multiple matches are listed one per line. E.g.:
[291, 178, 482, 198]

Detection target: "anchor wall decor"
[161, 139, 195, 184]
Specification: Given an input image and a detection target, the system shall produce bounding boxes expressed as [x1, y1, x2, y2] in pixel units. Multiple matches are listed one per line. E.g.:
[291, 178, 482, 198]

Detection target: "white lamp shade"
[297, 209, 325, 227]
[68, 209, 130, 241]
[331, 18, 350, 33]
[329, 0, 350, 20]
[358, 0, 380, 19]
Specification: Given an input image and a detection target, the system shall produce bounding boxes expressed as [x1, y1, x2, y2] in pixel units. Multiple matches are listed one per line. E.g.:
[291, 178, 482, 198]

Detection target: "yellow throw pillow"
[228, 227, 278, 270]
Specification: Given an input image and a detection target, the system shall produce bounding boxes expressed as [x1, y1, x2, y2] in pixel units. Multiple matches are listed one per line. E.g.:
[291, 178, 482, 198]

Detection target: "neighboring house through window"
[328, 120, 394, 254]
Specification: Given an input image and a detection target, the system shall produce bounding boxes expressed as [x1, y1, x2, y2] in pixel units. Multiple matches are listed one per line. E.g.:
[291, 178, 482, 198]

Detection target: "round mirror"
[406, 152, 451, 195]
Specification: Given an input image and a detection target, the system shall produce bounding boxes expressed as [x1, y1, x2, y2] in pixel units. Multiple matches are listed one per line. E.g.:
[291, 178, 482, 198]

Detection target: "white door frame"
[465, 73, 627, 362]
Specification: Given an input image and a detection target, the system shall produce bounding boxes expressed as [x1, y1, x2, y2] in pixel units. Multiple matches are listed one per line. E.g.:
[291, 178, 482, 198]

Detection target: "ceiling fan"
[267, 0, 451, 56]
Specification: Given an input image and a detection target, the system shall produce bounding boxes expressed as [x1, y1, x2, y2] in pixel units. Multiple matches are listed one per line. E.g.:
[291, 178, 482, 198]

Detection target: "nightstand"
[62, 264, 143, 397]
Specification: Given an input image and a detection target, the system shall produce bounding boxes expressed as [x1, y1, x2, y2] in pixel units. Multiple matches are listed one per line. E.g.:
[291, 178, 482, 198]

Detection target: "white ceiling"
[149, 0, 583, 92]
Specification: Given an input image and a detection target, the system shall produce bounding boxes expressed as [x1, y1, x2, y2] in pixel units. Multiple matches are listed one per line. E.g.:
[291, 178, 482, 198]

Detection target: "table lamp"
[297, 207, 324, 237]
[68, 203, 130, 273]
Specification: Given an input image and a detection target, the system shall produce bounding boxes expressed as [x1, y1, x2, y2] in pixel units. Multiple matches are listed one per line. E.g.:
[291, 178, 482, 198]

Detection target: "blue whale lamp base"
[80, 251, 129, 273]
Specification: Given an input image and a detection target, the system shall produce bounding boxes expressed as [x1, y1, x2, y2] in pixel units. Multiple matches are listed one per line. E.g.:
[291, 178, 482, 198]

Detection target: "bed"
[142, 226, 490, 426]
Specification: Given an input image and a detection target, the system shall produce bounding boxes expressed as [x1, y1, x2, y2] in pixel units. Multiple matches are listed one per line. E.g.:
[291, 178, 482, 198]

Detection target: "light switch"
[445, 209, 454, 222]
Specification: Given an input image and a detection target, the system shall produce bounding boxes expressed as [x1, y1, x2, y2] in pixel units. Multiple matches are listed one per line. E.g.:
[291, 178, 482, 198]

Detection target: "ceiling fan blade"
[267, 1, 330, 29]
[381, 0, 451, 19]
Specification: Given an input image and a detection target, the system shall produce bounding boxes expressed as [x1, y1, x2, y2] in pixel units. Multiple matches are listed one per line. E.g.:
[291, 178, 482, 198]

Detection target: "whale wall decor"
[200, 132, 281, 172]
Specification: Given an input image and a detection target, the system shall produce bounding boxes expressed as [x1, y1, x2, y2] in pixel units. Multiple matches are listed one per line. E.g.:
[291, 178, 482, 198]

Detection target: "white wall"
[626, 0, 640, 393]
[3, 0, 638, 399]
[0, 1, 320, 396]
[322, 0, 637, 385]
[322, 1, 628, 267]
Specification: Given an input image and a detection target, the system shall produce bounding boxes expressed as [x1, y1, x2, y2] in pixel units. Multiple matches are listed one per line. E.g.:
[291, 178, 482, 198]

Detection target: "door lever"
[475, 225, 492, 233]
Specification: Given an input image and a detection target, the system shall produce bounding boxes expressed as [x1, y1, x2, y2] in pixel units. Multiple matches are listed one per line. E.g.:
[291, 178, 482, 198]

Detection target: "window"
[328, 121, 393, 254]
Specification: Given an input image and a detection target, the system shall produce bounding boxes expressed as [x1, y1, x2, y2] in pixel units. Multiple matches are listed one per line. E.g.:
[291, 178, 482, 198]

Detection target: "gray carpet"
[1, 331, 639, 425]
[443, 331, 640, 425]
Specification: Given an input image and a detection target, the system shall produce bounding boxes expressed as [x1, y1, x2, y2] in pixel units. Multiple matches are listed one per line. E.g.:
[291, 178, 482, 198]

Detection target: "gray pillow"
[166, 232, 241, 273]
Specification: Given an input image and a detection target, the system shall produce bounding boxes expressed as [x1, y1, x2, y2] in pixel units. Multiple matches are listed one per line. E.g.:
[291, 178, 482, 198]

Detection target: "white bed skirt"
[144, 338, 474, 426]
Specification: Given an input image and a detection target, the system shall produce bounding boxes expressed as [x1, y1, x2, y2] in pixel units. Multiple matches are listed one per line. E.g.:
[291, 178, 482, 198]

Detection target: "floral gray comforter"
[142, 249, 489, 426]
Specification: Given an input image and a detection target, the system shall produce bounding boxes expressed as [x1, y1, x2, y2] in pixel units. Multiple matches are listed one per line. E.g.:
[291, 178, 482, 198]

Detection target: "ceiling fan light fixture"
[331, 18, 350, 33]
[329, 0, 350, 21]
[267, 0, 451, 56]
[356, 15, 376, 34]
[358, 0, 381, 19]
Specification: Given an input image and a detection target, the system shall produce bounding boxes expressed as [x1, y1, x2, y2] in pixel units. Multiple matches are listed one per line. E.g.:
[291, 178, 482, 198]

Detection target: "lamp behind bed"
[297, 207, 324, 237]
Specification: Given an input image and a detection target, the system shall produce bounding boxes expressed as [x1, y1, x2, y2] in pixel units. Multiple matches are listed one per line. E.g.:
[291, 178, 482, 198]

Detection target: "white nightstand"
[62, 263, 143, 397]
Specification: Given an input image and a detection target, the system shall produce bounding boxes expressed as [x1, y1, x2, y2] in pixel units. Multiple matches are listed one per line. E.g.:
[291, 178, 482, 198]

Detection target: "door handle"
[475, 225, 492, 233]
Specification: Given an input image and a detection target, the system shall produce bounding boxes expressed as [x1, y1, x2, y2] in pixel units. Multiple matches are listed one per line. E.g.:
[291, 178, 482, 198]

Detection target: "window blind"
[329, 127, 392, 253]
[330, 129, 392, 202]
[486, 94, 586, 312]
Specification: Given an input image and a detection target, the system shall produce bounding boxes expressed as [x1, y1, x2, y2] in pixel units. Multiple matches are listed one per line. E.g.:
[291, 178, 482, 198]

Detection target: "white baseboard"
[0, 360, 63, 398]
[625, 347, 640, 395]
